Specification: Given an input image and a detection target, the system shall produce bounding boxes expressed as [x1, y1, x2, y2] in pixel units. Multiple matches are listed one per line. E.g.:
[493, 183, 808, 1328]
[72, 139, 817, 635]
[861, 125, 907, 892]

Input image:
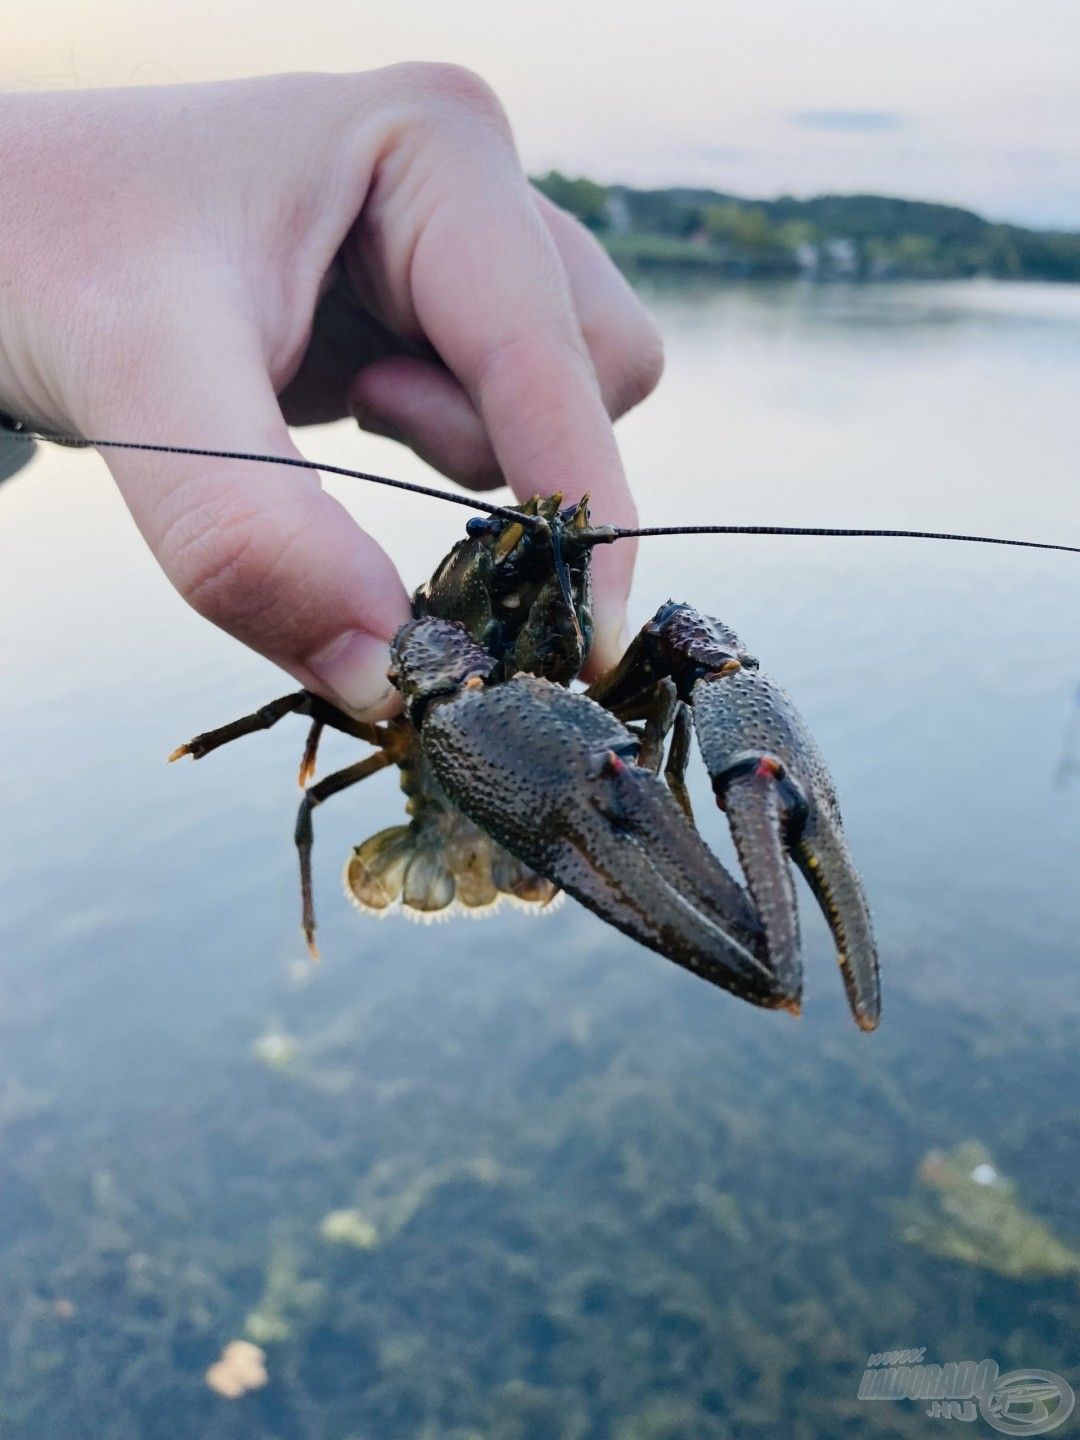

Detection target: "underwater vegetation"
[0, 905, 1076, 1440]
[902, 1141, 1080, 1279]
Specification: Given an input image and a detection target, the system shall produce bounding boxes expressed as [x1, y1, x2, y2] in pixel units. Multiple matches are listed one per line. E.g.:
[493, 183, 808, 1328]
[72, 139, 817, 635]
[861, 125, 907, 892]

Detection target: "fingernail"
[351, 402, 403, 445]
[308, 630, 396, 718]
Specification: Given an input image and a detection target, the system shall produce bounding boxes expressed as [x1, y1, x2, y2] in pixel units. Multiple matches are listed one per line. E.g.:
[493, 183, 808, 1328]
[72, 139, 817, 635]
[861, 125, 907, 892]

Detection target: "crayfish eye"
[466, 517, 493, 539]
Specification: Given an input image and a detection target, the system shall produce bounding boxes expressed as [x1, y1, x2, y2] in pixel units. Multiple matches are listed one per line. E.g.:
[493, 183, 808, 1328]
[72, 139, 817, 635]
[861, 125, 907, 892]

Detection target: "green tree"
[533, 171, 610, 231]
[700, 203, 777, 255]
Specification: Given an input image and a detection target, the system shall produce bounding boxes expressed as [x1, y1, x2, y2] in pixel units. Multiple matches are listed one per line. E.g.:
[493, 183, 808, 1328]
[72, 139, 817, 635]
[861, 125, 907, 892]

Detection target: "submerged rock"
[320, 1209, 379, 1249]
[902, 1141, 1080, 1279]
[205, 1340, 268, 1399]
[251, 1027, 297, 1069]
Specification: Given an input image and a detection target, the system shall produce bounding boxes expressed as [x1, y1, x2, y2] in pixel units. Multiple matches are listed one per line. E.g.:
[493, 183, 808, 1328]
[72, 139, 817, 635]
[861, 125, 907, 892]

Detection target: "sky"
[3, 0, 1080, 228]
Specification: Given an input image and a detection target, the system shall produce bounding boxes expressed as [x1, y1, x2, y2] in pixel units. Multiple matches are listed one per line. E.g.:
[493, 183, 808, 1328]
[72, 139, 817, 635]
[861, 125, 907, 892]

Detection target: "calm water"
[1, 280, 1078, 1439]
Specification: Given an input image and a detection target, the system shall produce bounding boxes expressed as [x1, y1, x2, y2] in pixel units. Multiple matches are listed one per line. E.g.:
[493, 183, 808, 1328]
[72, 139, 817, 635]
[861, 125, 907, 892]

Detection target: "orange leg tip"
[305, 934, 321, 963]
[856, 1013, 879, 1033]
[783, 1000, 803, 1019]
[167, 745, 191, 764]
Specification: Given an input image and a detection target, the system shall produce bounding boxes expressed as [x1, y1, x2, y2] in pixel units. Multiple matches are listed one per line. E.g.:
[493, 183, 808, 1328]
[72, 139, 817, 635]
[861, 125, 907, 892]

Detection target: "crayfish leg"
[169, 691, 311, 762]
[298, 720, 324, 788]
[295, 751, 395, 957]
[169, 691, 383, 764]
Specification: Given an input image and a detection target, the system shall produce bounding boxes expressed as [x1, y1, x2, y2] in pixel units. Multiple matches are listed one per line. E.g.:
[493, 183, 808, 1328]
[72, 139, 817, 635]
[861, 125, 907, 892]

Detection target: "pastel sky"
[4, 0, 1079, 227]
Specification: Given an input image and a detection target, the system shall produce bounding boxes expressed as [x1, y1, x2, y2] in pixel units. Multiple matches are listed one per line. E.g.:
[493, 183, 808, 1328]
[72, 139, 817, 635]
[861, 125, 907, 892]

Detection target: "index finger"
[400, 91, 638, 670]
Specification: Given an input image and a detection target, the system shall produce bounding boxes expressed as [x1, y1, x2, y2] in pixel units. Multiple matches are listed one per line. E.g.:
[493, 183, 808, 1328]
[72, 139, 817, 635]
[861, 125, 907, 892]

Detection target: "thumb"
[86, 324, 411, 718]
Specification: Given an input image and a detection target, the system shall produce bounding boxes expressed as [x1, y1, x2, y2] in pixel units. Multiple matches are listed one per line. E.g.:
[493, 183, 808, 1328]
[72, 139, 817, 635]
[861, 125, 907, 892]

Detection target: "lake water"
[1, 279, 1078, 1439]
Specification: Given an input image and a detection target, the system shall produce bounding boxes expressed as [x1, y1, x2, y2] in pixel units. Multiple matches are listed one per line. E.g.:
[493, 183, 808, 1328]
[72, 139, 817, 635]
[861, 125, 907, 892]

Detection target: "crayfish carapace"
[171, 491, 880, 1030]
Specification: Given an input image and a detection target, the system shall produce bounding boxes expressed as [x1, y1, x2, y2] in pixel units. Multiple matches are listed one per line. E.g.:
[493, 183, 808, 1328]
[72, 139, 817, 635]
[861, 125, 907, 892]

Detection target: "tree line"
[534, 172, 1080, 281]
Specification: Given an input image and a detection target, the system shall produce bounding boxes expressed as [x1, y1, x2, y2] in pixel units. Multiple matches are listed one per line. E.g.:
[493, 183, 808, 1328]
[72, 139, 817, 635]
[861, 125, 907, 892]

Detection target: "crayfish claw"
[720, 765, 804, 1006]
[692, 664, 881, 1029]
[418, 674, 796, 1010]
[795, 812, 880, 1031]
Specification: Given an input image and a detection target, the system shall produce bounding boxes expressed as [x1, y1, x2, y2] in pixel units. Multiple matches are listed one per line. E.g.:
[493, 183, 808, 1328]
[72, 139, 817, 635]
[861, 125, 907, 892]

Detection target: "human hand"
[0, 69, 662, 715]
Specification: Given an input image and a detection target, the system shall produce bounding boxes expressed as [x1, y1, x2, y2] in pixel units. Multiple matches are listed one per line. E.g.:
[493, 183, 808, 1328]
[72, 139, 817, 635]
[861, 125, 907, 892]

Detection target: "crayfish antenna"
[548, 524, 584, 648]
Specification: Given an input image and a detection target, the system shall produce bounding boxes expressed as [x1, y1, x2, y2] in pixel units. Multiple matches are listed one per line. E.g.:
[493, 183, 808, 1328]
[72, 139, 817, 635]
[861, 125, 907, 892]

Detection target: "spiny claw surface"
[692, 666, 880, 1030]
[420, 674, 796, 1011]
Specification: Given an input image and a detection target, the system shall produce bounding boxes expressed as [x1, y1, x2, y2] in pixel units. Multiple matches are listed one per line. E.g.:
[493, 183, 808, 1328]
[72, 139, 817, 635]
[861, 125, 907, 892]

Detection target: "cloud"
[789, 110, 906, 134]
[683, 144, 753, 163]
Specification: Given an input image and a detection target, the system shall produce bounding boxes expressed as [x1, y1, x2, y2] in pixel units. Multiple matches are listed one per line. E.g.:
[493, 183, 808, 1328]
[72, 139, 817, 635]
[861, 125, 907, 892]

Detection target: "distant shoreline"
[533, 173, 1080, 283]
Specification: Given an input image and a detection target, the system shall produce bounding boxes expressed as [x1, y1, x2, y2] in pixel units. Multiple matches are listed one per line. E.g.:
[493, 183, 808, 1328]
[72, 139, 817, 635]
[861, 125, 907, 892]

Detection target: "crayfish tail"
[344, 826, 415, 913]
[343, 817, 559, 923]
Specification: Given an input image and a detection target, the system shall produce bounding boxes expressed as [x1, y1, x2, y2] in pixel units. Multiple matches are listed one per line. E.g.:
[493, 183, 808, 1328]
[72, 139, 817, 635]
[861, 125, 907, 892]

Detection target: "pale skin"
[0, 67, 663, 716]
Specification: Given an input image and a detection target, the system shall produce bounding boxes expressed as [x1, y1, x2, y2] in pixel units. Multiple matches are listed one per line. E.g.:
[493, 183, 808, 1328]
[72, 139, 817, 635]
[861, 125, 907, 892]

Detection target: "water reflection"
[1055, 682, 1080, 789]
[0, 280, 1077, 1439]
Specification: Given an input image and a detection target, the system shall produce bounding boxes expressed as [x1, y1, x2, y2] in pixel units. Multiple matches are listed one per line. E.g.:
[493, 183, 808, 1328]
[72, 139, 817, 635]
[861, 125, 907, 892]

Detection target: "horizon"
[4, 1, 1079, 230]
[532, 172, 1080, 235]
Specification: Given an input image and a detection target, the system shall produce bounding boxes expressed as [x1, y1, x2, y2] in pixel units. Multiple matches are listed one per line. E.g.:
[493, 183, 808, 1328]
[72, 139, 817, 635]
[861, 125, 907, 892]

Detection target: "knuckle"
[421, 62, 506, 118]
[393, 61, 510, 133]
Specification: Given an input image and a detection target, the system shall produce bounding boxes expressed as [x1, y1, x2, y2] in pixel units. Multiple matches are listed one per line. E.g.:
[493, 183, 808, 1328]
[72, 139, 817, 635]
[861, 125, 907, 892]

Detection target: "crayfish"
[171, 490, 881, 1030]
[12, 418, 1072, 1029]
